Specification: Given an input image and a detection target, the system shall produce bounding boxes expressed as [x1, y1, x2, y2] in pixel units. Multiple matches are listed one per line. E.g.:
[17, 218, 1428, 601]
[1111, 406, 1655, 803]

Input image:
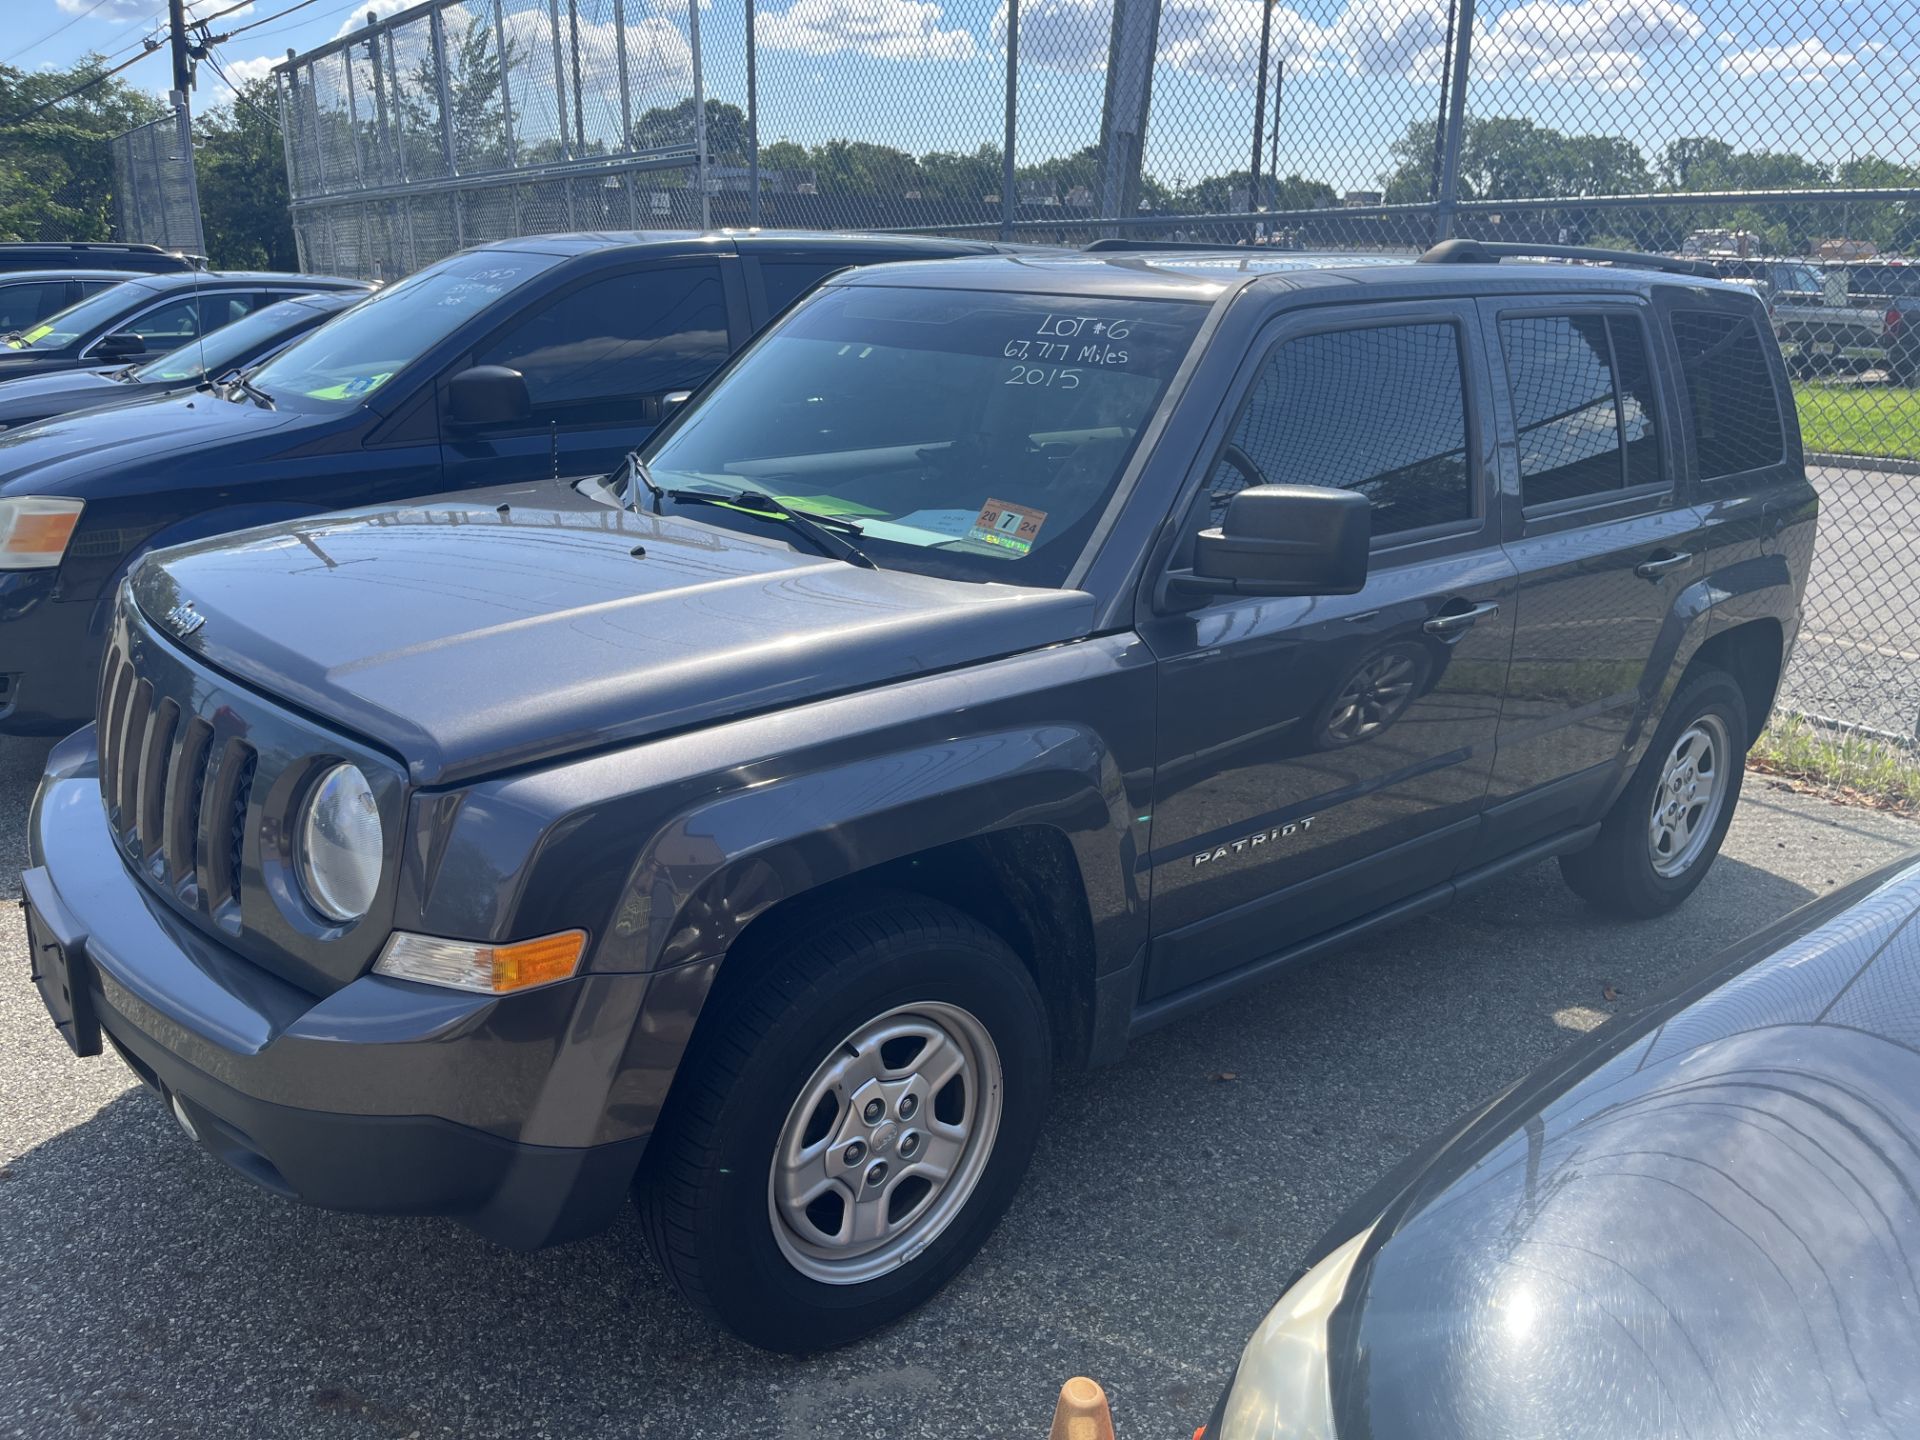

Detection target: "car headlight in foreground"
[294, 762, 383, 921]
[0, 495, 84, 569]
[1210, 1227, 1373, 1440]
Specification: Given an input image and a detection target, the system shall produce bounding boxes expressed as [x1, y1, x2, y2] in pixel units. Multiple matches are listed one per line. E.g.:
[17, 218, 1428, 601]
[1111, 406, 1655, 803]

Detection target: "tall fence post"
[615, 0, 631, 150]
[430, 5, 464, 247]
[747, 0, 760, 227]
[276, 61, 306, 269]
[1432, 0, 1475, 244]
[690, 0, 708, 231]
[492, 0, 522, 235]
[1001, 0, 1018, 240]
[1096, 0, 1160, 231]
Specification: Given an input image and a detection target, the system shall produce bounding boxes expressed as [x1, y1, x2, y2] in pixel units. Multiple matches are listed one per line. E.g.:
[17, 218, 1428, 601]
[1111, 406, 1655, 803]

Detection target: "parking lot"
[3, 732, 1914, 1440]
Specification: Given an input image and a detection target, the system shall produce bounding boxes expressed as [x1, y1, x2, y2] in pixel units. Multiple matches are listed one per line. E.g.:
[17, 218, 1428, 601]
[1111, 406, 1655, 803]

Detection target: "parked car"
[21, 240, 1814, 1354]
[0, 290, 371, 432]
[0, 270, 136, 336]
[1840, 259, 1920, 384]
[0, 231, 1022, 734]
[1196, 849, 1920, 1440]
[0, 241, 203, 277]
[0, 270, 366, 379]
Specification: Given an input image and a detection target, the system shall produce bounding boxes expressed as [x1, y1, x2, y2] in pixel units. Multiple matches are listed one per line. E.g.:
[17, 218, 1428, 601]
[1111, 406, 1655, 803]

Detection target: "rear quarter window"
[1669, 308, 1786, 481]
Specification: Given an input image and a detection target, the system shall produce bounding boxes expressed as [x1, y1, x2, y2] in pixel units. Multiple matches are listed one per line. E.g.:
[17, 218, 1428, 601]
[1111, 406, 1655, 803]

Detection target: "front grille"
[93, 589, 405, 994]
[97, 642, 257, 913]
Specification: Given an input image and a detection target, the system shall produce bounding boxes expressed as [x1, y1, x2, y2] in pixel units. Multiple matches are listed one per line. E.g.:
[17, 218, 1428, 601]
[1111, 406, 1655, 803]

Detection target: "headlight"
[294, 763, 383, 922]
[1214, 1227, 1373, 1440]
[0, 496, 84, 569]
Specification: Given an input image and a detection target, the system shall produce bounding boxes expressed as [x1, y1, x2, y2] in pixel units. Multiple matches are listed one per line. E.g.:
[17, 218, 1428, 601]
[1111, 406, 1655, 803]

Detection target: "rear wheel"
[635, 894, 1050, 1353]
[1559, 669, 1748, 917]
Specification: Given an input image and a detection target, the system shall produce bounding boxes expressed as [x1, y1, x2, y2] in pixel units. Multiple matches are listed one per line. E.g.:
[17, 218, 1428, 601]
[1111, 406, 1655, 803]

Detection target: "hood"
[0, 366, 127, 427]
[1327, 854, 1920, 1439]
[0, 390, 305, 492]
[132, 479, 1097, 785]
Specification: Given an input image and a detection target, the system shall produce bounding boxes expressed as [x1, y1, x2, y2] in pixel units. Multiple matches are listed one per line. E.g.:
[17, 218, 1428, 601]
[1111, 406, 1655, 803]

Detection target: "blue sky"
[7, 0, 1915, 191]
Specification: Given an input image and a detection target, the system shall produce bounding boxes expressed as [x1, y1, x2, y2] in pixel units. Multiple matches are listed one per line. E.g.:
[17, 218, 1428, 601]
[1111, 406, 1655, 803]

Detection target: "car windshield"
[248, 250, 560, 408]
[2, 282, 144, 351]
[133, 297, 343, 383]
[642, 285, 1206, 588]
[1849, 266, 1920, 299]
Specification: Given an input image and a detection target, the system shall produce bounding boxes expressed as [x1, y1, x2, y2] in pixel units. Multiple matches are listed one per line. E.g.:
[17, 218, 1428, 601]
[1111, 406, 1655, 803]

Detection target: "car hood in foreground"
[132, 479, 1098, 785]
[1320, 854, 1920, 1439]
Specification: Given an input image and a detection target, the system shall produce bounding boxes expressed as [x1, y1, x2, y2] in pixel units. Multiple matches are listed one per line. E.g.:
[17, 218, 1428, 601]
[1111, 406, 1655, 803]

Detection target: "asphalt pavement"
[1785, 463, 1920, 736]
[2, 731, 1916, 1440]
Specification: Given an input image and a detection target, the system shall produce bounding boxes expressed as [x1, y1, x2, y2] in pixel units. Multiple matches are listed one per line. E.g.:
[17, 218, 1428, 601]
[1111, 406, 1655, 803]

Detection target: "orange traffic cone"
[1047, 1377, 1116, 1440]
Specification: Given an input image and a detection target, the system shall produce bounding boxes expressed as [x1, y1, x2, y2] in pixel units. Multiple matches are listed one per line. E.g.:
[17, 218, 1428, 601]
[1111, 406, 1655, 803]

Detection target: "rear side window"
[1670, 309, 1785, 480]
[1499, 312, 1662, 508]
[0, 281, 68, 331]
[474, 262, 729, 423]
[1211, 321, 1473, 537]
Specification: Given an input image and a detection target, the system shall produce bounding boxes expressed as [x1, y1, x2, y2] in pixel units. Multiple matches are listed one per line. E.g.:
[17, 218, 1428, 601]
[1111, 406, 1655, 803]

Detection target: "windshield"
[643, 286, 1205, 587]
[133, 297, 341, 383]
[2, 282, 148, 351]
[249, 250, 560, 408]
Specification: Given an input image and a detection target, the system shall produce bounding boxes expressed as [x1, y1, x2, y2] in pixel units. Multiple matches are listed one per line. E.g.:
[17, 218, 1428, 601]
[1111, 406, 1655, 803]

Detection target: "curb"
[1806, 451, 1920, 477]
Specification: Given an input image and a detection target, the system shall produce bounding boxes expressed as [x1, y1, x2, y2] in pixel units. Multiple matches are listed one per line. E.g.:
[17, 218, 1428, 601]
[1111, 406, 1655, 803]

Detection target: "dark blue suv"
[0, 231, 1015, 733]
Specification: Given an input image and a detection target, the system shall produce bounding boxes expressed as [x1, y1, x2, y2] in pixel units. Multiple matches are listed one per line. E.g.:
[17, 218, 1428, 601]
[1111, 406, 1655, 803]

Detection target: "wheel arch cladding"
[1687, 617, 1784, 746]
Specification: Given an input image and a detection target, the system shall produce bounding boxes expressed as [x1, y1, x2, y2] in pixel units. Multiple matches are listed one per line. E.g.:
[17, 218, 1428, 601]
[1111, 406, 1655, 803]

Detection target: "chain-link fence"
[275, 0, 1920, 739]
[108, 97, 206, 255]
[275, 1, 708, 280]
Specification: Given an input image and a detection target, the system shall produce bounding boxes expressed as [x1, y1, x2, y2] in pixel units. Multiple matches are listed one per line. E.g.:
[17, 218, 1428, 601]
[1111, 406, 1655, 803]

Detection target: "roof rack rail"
[1418, 238, 1717, 279]
[1082, 238, 1246, 253]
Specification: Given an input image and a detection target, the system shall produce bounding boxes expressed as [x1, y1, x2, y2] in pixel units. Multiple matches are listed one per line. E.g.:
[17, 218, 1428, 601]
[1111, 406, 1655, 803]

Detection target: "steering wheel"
[1218, 442, 1269, 489]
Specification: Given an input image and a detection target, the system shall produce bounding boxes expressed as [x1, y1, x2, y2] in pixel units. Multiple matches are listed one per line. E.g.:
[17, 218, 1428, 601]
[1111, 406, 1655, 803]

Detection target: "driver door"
[1138, 300, 1516, 1003]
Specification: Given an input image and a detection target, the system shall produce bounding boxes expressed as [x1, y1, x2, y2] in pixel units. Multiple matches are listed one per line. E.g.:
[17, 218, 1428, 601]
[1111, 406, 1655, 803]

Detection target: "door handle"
[1634, 550, 1693, 579]
[1423, 600, 1500, 636]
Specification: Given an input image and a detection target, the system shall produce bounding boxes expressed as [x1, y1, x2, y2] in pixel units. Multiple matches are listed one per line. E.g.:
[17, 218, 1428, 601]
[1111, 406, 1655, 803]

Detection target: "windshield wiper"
[226, 373, 276, 410]
[616, 448, 663, 508]
[667, 484, 877, 570]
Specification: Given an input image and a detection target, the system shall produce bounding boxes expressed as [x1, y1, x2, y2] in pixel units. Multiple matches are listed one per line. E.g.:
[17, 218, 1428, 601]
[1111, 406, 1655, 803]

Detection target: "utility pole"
[168, 0, 193, 94]
[1250, 0, 1273, 228]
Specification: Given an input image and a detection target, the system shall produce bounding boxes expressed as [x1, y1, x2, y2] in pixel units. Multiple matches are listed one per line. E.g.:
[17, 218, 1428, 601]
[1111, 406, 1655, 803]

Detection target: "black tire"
[1559, 668, 1749, 918]
[634, 893, 1050, 1353]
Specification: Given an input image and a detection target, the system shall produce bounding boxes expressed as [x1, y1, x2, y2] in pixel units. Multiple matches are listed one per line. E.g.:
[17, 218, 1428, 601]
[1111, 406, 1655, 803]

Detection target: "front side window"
[644, 285, 1206, 588]
[118, 295, 204, 348]
[5, 282, 155, 351]
[135, 299, 332, 384]
[1500, 312, 1663, 508]
[471, 262, 729, 423]
[1671, 308, 1786, 480]
[249, 249, 562, 409]
[1208, 321, 1473, 537]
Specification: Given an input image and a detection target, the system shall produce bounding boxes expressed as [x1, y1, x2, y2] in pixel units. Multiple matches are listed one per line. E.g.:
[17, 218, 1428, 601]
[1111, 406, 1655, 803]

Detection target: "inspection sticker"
[967, 497, 1049, 556]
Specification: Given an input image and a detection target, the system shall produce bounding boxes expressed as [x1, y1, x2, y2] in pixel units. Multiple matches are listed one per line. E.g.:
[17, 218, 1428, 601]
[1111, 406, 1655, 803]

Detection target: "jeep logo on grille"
[164, 600, 206, 639]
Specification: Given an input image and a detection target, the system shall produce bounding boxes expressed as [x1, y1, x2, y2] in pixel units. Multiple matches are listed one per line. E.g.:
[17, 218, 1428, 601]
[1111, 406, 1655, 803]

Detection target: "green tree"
[196, 78, 297, 271]
[0, 57, 167, 241]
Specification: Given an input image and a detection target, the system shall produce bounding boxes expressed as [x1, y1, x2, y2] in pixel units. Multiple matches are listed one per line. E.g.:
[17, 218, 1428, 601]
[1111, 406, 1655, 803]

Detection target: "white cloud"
[58, 0, 154, 16]
[1477, 0, 1706, 90]
[1719, 38, 1866, 84]
[1002, 0, 1321, 83]
[1332, 0, 1450, 81]
[212, 53, 279, 91]
[758, 0, 979, 61]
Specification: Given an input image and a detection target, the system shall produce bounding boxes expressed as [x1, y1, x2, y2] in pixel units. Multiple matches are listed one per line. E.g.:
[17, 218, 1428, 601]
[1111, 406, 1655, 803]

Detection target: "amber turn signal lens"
[374, 929, 588, 994]
[491, 930, 587, 992]
[0, 496, 84, 570]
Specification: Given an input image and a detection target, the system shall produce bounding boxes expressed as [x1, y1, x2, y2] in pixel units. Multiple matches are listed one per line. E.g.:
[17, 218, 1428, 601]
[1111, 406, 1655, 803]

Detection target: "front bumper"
[24, 727, 670, 1249]
[0, 568, 100, 735]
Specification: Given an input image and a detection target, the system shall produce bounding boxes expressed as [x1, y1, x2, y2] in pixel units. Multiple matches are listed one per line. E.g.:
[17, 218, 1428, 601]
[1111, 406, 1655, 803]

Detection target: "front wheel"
[635, 895, 1050, 1352]
[1559, 668, 1748, 917]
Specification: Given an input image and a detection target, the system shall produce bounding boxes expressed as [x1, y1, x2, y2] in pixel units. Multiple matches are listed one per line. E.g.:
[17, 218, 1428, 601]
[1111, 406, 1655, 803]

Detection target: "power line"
[0, 46, 154, 127]
[0, 0, 121, 68]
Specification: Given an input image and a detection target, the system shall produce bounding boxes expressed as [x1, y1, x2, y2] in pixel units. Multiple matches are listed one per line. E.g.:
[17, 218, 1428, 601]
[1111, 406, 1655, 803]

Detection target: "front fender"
[631, 724, 1128, 973]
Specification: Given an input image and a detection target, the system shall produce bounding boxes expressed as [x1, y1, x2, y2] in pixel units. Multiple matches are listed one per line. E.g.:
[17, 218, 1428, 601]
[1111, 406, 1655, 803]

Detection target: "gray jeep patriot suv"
[23, 240, 1815, 1352]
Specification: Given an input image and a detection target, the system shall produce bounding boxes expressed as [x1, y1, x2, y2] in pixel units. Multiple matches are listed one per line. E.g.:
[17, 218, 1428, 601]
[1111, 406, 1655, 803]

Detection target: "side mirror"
[1172, 485, 1370, 599]
[445, 365, 531, 428]
[94, 332, 147, 359]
